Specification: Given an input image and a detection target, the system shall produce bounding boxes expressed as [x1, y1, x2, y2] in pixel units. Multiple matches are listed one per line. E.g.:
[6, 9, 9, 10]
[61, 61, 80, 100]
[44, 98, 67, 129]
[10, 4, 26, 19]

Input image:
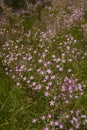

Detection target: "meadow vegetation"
[0, 0, 87, 130]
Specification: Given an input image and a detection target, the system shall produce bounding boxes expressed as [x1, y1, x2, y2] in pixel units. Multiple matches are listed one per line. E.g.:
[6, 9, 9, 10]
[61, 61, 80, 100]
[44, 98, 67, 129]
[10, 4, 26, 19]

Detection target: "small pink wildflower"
[59, 124, 63, 129]
[44, 127, 49, 130]
[69, 128, 73, 130]
[59, 67, 63, 72]
[44, 92, 49, 97]
[68, 69, 72, 72]
[50, 101, 55, 106]
[50, 121, 54, 126]
[54, 121, 59, 126]
[41, 116, 46, 120]
[48, 114, 52, 119]
[51, 75, 56, 80]
[48, 82, 52, 86]
[32, 119, 37, 123]
[47, 69, 51, 74]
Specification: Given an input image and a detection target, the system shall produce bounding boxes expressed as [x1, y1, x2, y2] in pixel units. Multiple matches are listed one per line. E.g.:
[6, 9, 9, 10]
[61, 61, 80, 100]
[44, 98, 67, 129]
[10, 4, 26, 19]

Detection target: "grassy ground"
[0, 1, 87, 130]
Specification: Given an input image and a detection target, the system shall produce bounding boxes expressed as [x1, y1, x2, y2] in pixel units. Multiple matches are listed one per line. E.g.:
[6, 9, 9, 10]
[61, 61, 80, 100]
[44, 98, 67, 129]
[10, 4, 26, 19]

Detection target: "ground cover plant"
[0, 0, 87, 130]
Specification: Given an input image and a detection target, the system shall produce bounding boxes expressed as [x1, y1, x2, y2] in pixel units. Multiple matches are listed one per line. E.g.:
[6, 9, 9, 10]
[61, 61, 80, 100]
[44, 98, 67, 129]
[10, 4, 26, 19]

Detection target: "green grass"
[0, 63, 31, 130]
[0, 62, 50, 130]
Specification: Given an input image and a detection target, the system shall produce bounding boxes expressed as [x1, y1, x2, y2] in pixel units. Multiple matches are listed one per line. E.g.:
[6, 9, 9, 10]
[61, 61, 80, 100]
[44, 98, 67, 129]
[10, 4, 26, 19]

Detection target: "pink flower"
[59, 67, 63, 72]
[65, 100, 69, 104]
[27, 80, 30, 83]
[57, 58, 61, 62]
[75, 124, 80, 129]
[41, 116, 46, 120]
[38, 59, 43, 63]
[44, 92, 49, 97]
[48, 82, 52, 86]
[66, 115, 69, 118]
[73, 117, 78, 122]
[71, 120, 74, 124]
[23, 77, 26, 81]
[48, 114, 52, 119]
[69, 128, 73, 130]
[46, 86, 49, 90]
[44, 127, 49, 130]
[59, 124, 63, 129]
[68, 69, 72, 72]
[47, 61, 51, 65]
[47, 69, 51, 74]
[40, 71, 44, 75]
[54, 121, 59, 126]
[50, 101, 55, 106]
[51, 75, 56, 80]
[30, 76, 34, 80]
[32, 119, 37, 123]
[50, 121, 54, 126]
[56, 65, 60, 68]
[16, 82, 20, 86]
[32, 82, 36, 86]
